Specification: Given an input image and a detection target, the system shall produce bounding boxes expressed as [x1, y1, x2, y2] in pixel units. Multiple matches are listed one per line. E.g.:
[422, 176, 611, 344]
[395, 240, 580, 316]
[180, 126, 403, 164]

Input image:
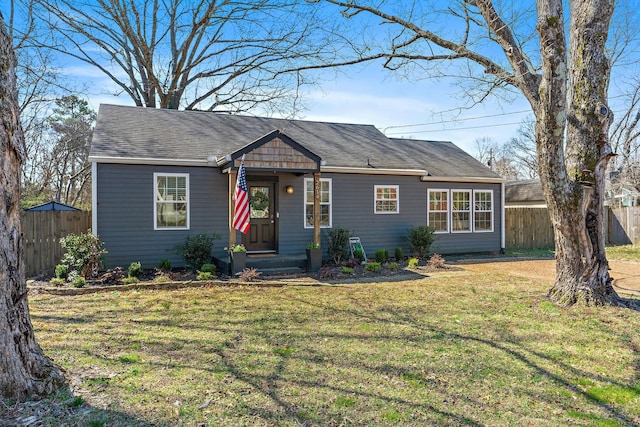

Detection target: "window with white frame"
[427, 190, 449, 233]
[374, 185, 399, 214]
[451, 190, 472, 232]
[154, 173, 189, 229]
[304, 178, 331, 228]
[474, 190, 493, 232]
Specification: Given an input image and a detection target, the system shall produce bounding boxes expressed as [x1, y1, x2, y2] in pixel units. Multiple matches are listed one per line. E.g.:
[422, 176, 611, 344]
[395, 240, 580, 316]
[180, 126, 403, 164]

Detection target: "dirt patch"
[457, 259, 640, 297]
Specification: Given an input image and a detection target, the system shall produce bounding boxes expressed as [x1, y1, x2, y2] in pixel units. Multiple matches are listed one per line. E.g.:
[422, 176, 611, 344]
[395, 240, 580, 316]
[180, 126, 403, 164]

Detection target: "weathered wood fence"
[505, 207, 555, 249]
[608, 206, 640, 246]
[21, 210, 92, 277]
[505, 206, 640, 249]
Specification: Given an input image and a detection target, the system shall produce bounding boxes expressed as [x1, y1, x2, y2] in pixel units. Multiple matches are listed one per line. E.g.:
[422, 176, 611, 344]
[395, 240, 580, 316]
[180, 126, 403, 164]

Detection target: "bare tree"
[316, 0, 627, 306]
[4, 0, 70, 207]
[0, 12, 66, 400]
[473, 136, 519, 180]
[504, 117, 539, 180]
[34, 0, 325, 112]
[606, 77, 640, 206]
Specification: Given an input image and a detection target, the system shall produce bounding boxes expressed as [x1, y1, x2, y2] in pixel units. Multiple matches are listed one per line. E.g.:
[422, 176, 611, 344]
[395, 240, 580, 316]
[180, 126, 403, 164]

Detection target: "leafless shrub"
[237, 268, 261, 282]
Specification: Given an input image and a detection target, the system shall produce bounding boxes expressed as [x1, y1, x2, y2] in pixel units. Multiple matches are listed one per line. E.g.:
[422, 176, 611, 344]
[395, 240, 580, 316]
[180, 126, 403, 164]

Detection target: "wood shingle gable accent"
[225, 130, 321, 173]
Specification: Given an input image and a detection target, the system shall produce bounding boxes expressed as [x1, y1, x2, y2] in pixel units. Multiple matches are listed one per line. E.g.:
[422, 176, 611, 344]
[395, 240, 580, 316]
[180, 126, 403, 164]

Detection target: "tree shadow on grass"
[290, 294, 640, 426]
[0, 386, 156, 427]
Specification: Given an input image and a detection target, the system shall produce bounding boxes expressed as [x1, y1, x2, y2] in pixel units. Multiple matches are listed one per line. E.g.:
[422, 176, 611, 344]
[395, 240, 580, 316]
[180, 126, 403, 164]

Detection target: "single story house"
[505, 180, 546, 207]
[89, 104, 505, 270]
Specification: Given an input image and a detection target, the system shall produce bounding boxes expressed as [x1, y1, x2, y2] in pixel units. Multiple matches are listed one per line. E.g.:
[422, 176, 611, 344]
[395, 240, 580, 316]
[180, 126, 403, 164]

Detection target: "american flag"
[232, 156, 250, 234]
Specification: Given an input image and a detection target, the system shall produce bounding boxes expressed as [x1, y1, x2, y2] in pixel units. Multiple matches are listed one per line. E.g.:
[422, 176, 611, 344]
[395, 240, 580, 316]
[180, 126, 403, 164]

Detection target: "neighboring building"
[89, 104, 505, 269]
[505, 180, 546, 207]
[24, 201, 82, 211]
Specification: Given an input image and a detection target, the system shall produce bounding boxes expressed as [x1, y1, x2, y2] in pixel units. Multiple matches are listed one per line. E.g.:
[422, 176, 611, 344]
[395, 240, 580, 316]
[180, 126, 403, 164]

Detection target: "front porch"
[214, 252, 310, 277]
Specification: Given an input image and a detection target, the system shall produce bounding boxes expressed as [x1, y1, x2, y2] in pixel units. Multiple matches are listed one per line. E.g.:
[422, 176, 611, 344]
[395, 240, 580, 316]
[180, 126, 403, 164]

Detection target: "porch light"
[285, 185, 294, 194]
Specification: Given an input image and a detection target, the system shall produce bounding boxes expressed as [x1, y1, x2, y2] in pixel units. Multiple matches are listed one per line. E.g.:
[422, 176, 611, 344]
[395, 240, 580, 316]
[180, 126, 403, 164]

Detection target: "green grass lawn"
[17, 270, 640, 426]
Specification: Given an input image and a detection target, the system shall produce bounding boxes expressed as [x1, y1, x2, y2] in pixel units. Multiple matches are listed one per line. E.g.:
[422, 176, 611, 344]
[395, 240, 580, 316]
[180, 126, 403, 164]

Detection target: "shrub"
[375, 248, 389, 263]
[365, 261, 381, 272]
[54, 264, 68, 280]
[50, 278, 65, 287]
[122, 277, 139, 285]
[407, 226, 436, 258]
[196, 271, 213, 281]
[237, 267, 261, 282]
[128, 261, 142, 278]
[159, 259, 171, 271]
[327, 227, 350, 264]
[200, 263, 216, 273]
[387, 262, 398, 271]
[60, 231, 107, 278]
[394, 247, 404, 261]
[408, 257, 419, 268]
[428, 253, 447, 269]
[341, 266, 354, 275]
[71, 276, 87, 288]
[173, 233, 221, 271]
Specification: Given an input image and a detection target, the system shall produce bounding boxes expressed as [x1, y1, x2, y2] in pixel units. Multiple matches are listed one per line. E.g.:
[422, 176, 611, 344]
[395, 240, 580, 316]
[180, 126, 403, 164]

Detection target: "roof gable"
[221, 130, 321, 173]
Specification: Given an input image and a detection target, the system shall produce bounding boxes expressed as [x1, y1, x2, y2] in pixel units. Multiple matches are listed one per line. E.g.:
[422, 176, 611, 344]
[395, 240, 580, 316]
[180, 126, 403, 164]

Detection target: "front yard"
[3, 261, 640, 426]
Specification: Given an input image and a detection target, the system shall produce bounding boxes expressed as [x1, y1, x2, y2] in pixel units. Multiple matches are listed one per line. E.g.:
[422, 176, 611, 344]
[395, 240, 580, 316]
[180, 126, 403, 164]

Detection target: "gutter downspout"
[501, 181, 506, 253]
[91, 162, 98, 235]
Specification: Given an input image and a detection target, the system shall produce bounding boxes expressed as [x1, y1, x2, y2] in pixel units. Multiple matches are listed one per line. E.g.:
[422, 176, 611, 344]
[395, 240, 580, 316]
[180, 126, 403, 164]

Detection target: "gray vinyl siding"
[96, 164, 502, 269]
[96, 163, 229, 269]
[323, 174, 502, 256]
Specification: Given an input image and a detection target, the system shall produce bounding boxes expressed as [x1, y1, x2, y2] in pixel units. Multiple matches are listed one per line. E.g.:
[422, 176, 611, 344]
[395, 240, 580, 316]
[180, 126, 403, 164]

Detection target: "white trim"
[451, 189, 473, 233]
[374, 185, 399, 214]
[473, 190, 494, 233]
[91, 162, 98, 235]
[88, 156, 208, 166]
[304, 177, 332, 229]
[427, 189, 449, 233]
[421, 175, 506, 183]
[153, 172, 190, 230]
[321, 166, 428, 176]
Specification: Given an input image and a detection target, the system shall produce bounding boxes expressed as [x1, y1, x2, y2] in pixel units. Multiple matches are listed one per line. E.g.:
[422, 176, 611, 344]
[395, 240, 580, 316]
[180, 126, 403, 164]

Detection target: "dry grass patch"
[3, 271, 640, 426]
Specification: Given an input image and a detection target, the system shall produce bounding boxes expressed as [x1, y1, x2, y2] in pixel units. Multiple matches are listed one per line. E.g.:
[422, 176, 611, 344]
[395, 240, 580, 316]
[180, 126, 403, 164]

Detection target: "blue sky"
[4, 1, 639, 155]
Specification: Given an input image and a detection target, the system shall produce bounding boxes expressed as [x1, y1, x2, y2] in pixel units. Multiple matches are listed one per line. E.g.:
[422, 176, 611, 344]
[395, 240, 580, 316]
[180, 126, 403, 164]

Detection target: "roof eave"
[420, 175, 506, 183]
[89, 156, 210, 167]
[320, 166, 428, 176]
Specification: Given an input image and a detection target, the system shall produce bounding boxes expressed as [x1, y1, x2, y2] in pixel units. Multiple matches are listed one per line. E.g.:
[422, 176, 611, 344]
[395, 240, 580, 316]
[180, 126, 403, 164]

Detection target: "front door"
[243, 181, 277, 252]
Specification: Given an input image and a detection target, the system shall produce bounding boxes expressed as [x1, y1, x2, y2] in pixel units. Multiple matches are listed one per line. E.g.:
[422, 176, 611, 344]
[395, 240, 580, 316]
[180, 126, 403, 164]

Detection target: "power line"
[386, 121, 523, 135]
[383, 109, 531, 131]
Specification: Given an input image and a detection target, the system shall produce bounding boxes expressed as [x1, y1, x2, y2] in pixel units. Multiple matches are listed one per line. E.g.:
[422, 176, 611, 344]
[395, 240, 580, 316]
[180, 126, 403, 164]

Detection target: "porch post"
[229, 169, 237, 247]
[313, 172, 321, 246]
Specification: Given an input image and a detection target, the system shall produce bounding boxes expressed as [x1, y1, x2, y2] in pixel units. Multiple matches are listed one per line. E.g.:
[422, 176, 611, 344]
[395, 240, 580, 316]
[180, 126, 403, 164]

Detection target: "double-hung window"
[374, 185, 399, 214]
[304, 178, 331, 228]
[427, 190, 449, 233]
[474, 190, 493, 232]
[451, 190, 472, 232]
[427, 189, 494, 233]
[154, 173, 189, 229]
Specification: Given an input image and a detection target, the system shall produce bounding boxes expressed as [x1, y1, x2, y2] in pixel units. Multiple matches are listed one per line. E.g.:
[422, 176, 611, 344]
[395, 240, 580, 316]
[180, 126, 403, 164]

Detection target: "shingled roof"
[90, 104, 501, 180]
[505, 179, 545, 202]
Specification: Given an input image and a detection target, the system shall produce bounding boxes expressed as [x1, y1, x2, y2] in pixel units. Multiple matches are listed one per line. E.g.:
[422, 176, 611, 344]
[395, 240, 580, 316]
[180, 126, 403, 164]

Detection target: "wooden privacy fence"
[608, 206, 640, 246]
[21, 210, 92, 277]
[506, 206, 640, 249]
[505, 207, 554, 249]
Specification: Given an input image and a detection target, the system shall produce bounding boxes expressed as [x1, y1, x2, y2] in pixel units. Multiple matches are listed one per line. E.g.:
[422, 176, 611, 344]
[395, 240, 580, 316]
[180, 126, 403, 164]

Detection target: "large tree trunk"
[536, 0, 621, 306]
[1, 16, 66, 401]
